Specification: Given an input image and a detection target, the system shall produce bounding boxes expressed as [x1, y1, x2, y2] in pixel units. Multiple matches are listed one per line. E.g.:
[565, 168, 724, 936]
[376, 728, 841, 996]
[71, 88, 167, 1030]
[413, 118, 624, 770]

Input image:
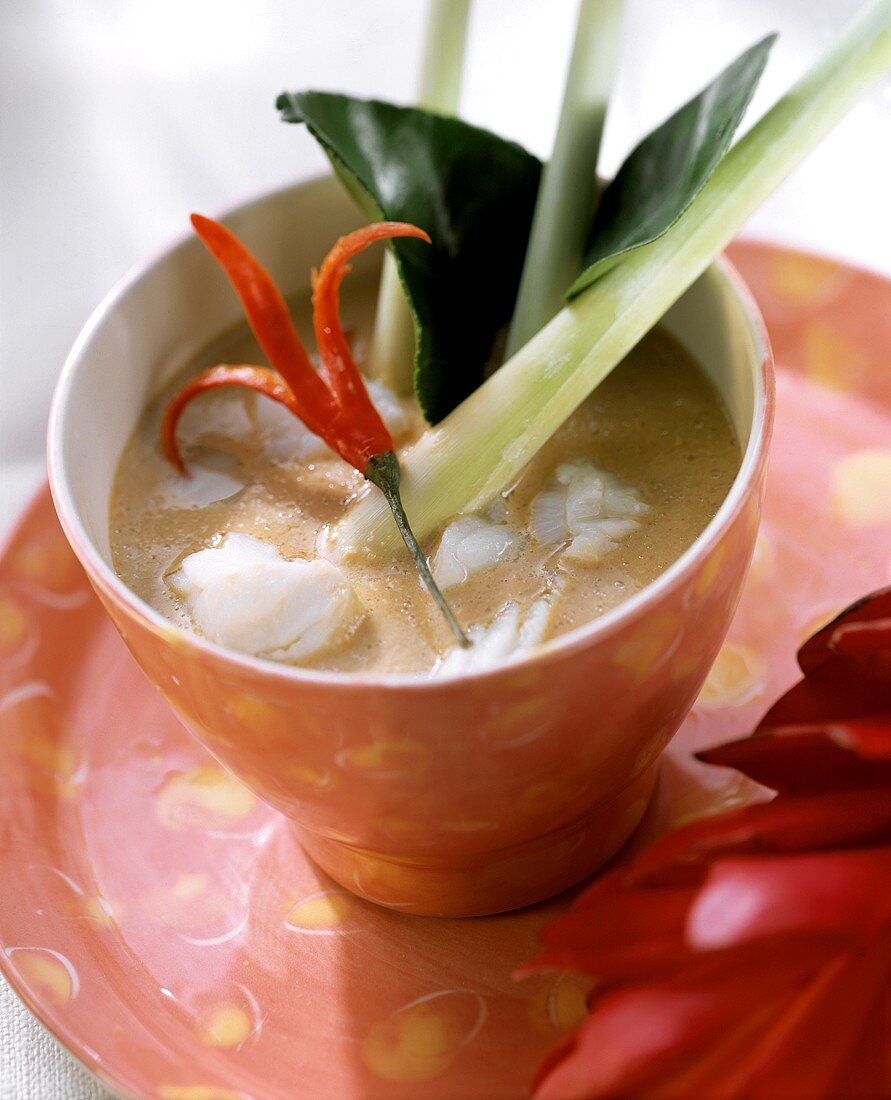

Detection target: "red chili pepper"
[162, 364, 297, 474]
[187, 214, 374, 470]
[163, 215, 469, 647]
[312, 222, 429, 412]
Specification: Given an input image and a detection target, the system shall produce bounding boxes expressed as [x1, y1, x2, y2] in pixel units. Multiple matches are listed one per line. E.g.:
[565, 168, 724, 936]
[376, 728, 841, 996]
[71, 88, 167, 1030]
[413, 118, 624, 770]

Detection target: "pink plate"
[2, 242, 891, 1099]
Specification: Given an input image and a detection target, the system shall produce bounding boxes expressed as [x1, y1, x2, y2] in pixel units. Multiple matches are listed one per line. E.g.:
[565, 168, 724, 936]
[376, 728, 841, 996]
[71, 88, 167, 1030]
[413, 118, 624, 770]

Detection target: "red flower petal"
[528, 588, 891, 1099]
[531, 880, 694, 981]
[798, 586, 891, 677]
[686, 848, 891, 950]
[832, 974, 891, 1099]
[757, 664, 890, 727]
[830, 619, 891, 683]
[830, 716, 891, 761]
[534, 980, 765, 1099]
[629, 786, 891, 884]
[700, 727, 891, 794]
[728, 929, 891, 1100]
[533, 939, 832, 1100]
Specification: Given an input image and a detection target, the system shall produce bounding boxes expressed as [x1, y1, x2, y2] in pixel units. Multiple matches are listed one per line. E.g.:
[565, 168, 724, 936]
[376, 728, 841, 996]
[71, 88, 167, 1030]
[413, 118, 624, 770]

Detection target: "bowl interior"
[50, 175, 766, 598]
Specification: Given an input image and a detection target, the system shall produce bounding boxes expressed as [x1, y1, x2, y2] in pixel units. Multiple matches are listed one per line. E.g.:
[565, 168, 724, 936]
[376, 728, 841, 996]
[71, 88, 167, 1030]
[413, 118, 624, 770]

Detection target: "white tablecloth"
[1, 1, 888, 1095]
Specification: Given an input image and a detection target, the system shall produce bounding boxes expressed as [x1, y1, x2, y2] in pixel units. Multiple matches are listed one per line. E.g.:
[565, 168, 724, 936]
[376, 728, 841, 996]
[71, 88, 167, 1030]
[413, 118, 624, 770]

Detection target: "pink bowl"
[47, 176, 774, 916]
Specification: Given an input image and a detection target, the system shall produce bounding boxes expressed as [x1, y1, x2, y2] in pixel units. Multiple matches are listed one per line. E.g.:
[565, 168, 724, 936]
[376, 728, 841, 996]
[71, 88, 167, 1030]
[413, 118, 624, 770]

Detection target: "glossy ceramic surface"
[2, 244, 890, 1097]
[46, 178, 771, 916]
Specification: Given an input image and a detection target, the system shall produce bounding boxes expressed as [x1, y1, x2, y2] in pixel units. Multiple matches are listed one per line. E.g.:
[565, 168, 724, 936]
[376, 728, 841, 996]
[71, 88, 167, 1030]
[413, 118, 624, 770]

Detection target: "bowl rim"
[47, 175, 775, 691]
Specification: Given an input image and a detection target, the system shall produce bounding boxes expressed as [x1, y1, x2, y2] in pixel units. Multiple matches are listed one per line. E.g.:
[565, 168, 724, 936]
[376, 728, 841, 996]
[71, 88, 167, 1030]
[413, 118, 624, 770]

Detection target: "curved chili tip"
[310, 221, 431, 461]
[161, 364, 298, 475]
[318, 222, 431, 274]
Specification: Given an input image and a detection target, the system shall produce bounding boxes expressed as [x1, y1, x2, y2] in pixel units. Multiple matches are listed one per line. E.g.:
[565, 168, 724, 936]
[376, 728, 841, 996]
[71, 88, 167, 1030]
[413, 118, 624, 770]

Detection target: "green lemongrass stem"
[365, 451, 470, 647]
[334, 0, 891, 559]
[416, 0, 472, 110]
[366, 261, 415, 391]
[505, 0, 625, 358]
[367, 0, 472, 391]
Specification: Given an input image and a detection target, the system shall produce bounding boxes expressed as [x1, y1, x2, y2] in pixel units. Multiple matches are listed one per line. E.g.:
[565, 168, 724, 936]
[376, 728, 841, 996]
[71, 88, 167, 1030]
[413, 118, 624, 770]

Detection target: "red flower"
[526, 587, 891, 1099]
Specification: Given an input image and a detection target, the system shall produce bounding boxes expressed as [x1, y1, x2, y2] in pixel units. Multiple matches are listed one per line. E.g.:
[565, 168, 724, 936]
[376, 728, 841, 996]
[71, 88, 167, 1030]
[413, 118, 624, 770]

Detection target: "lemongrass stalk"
[366, 262, 416, 391]
[417, 0, 472, 110]
[334, 0, 891, 559]
[367, 0, 472, 391]
[505, 0, 624, 358]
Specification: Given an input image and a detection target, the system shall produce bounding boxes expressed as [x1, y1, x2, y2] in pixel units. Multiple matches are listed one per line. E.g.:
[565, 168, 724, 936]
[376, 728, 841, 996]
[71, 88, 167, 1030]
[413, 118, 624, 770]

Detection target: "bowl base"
[296, 764, 658, 918]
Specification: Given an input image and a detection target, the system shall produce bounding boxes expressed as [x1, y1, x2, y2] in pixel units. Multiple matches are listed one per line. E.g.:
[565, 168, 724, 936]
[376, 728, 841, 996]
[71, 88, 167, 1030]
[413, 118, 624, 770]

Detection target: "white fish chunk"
[159, 463, 245, 509]
[170, 530, 280, 589]
[528, 487, 568, 546]
[253, 396, 327, 462]
[529, 459, 648, 565]
[175, 389, 254, 446]
[168, 533, 363, 663]
[432, 515, 520, 590]
[434, 597, 553, 677]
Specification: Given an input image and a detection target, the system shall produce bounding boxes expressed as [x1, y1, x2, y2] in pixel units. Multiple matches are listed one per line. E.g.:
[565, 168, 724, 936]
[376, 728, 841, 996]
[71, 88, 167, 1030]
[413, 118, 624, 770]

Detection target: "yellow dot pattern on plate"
[1, 692, 84, 797]
[173, 873, 209, 901]
[201, 1004, 251, 1048]
[23, 735, 79, 783]
[830, 450, 891, 526]
[697, 643, 766, 709]
[59, 893, 115, 927]
[12, 950, 75, 1006]
[802, 323, 868, 392]
[361, 995, 481, 1083]
[0, 597, 27, 655]
[768, 251, 843, 305]
[141, 872, 241, 938]
[10, 538, 81, 591]
[547, 973, 593, 1032]
[156, 767, 257, 830]
[285, 890, 355, 930]
[525, 972, 591, 1034]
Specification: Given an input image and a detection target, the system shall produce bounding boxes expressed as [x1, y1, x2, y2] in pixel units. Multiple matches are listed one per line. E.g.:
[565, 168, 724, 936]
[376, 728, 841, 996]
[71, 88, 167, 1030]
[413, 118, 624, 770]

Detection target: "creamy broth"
[110, 269, 740, 674]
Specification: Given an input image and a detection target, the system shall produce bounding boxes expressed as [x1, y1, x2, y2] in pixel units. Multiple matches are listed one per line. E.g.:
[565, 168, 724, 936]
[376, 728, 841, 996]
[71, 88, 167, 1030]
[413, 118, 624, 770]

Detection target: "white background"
[1, 1, 889, 1095]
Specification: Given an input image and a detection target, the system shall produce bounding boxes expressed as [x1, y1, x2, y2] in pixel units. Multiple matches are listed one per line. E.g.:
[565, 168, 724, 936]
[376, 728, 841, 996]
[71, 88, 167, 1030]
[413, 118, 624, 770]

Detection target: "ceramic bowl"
[47, 176, 774, 916]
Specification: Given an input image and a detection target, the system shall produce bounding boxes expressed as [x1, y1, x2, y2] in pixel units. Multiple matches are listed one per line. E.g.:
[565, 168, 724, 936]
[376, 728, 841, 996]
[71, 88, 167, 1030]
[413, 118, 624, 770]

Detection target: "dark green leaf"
[567, 34, 776, 300]
[277, 91, 542, 422]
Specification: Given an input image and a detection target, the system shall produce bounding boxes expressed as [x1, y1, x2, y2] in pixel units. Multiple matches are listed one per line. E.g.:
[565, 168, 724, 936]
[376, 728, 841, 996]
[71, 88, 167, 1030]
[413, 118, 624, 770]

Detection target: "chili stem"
[505, 0, 625, 358]
[366, 0, 473, 392]
[365, 451, 470, 648]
